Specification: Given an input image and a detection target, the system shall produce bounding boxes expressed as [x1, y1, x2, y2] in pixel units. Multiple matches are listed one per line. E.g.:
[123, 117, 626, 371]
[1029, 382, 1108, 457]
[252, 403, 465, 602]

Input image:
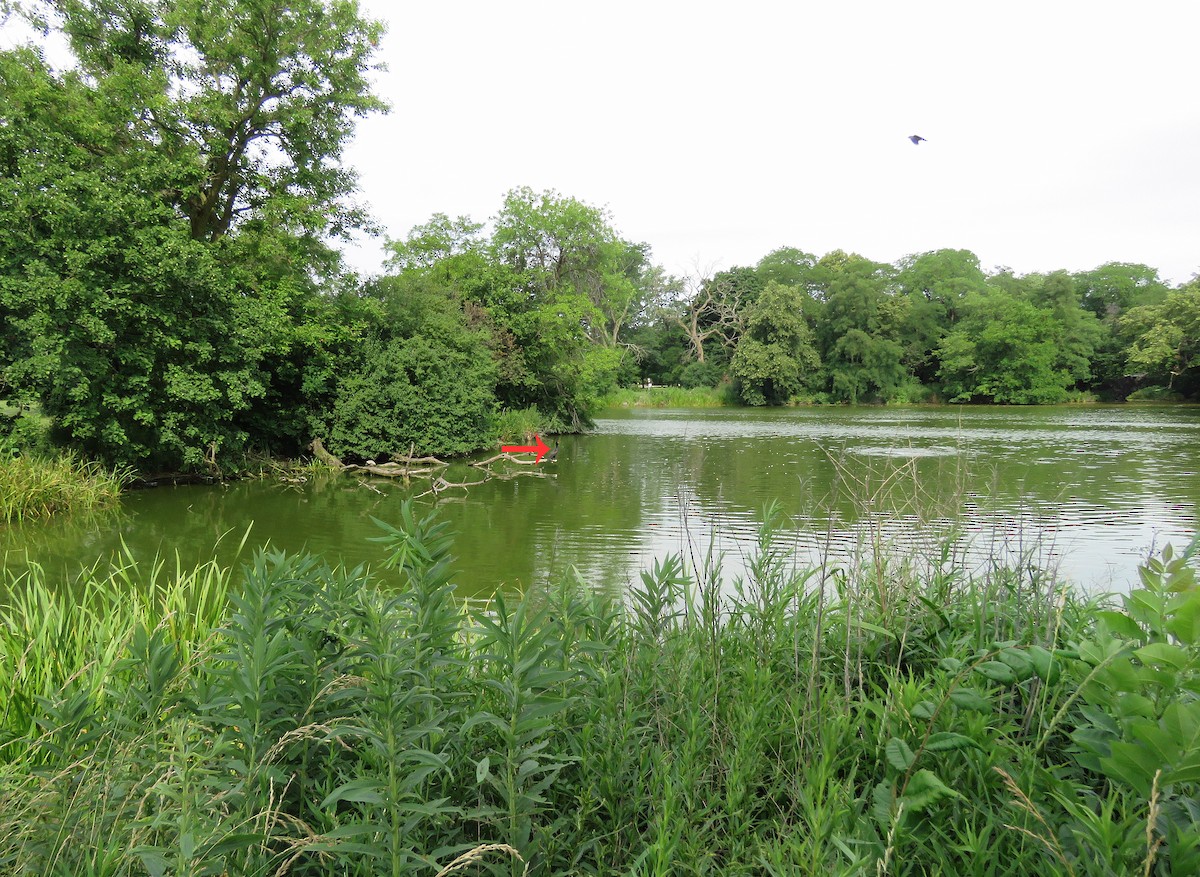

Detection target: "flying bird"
[909, 135, 927, 145]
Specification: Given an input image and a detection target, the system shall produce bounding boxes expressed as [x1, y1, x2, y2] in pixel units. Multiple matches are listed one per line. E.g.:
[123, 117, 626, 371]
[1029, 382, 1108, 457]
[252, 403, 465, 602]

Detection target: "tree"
[1069, 263, 1170, 396]
[809, 251, 906, 402]
[672, 268, 758, 364]
[488, 188, 632, 429]
[1121, 283, 1200, 393]
[386, 213, 485, 273]
[756, 246, 818, 289]
[29, 0, 386, 242]
[894, 249, 988, 383]
[325, 276, 497, 460]
[383, 190, 657, 432]
[829, 329, 907, 404]
[1074, 262, 1169, 320]
[730, 282, 821, 405]
[1024, 270, 1102, 387]
[936, 292, 1071, 404]
[0, 1, 385, 469]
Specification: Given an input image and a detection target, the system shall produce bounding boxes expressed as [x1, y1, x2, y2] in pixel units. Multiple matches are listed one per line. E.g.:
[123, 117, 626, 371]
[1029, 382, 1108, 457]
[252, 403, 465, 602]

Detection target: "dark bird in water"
[909, 134, 927, 145]
[545, 445, 559, 463]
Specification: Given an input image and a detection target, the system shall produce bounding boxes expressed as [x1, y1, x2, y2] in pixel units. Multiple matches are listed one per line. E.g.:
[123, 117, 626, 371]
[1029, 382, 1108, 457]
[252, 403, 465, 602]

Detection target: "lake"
[3, 405, 1197, 597]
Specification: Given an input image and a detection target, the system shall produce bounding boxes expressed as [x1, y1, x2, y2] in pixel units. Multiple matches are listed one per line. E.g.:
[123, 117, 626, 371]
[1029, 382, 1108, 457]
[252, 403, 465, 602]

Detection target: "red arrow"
[501, 434, 551, 463]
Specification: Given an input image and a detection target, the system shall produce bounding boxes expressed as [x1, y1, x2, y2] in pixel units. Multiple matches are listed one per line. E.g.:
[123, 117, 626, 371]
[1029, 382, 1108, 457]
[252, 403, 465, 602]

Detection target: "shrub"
[326, 333, 497, 460]
[1126, 386, 1187, 403]
[678, 360, 725, 389]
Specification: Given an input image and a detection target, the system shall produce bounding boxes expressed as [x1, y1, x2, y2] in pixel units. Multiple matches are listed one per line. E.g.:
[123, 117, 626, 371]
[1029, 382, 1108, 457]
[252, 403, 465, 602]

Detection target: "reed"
[0, 450, 128, 523]
[491, 406, 571, 447]
[598, 385, 729, 408]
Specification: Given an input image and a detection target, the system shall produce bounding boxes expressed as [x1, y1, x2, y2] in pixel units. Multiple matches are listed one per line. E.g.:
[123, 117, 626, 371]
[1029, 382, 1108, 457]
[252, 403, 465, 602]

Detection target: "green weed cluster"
[0, 447, 128, 523]
[2, 504, 1198, 875]
[599, 386, 730, 409]
[493, 407, 563, 445]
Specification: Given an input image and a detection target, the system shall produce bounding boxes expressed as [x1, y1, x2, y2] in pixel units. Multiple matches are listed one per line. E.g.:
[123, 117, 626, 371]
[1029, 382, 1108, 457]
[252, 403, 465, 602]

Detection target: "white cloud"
[344, 0, 1200, 283]
[7, 1, 1197, 283]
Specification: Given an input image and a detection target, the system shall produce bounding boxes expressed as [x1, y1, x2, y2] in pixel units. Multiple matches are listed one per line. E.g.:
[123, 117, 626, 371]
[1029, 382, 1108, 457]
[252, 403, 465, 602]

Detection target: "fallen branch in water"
[307, 438, 448, 478]
[414, 466, 553, 500]
[307, 439, 553, 498]
[414, 474, 490, 499]
[470, 452, 539, 468]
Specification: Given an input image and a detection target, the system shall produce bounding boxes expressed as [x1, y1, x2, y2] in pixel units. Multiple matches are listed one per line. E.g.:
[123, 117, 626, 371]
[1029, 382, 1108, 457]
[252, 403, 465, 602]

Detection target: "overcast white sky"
[343, 0, 1200, 284]
[5, 1, 1198, 284]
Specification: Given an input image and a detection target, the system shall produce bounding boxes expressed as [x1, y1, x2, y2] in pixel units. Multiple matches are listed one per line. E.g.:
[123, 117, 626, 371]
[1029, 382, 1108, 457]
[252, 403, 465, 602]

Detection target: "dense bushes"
[3, 502, 1199, 875]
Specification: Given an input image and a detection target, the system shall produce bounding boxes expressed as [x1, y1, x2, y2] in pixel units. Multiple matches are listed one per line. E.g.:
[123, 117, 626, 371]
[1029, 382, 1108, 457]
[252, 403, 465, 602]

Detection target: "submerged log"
[308, 438, 347, 469]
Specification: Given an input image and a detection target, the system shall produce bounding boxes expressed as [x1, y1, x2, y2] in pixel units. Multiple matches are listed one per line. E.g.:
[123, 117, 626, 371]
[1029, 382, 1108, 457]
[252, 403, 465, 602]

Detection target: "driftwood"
[307, 438, 449, 478]
[470, 453, 539, 468]
[412, 447, 553, 497]
[308, 438, 554, 499]
[414, 466, 553, 500]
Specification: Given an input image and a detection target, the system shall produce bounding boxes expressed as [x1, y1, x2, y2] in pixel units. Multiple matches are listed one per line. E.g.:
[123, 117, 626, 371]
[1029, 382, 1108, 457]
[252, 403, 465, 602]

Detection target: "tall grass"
[0, 450, 128, 523]
[598, 385, 729, 408]
[1, 498, 1196, 875]
[493, 406, 562, 444]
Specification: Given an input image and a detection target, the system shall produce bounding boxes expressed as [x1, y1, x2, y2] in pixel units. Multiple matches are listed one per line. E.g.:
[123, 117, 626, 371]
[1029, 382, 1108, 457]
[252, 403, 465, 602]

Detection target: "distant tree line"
[636, 249, 1199, 407]
[1, 1, 1196, 474]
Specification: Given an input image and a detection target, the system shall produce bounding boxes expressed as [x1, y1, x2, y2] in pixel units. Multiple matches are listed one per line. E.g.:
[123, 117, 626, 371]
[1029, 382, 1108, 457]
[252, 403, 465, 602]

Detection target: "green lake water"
[3, 405, 1198, 596]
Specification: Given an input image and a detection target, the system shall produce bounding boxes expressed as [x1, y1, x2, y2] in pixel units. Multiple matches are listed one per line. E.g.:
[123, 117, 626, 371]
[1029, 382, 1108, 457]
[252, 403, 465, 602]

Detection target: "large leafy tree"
[383, 190, 655, 433]
[1072, 263, 1170, 396]
[1121, 283, 1200, 393]
[809, 251, 906, 402]
[730, 282, 821, 405]
[31, 0, 386, 242]
[937, 292, 1072, 404]
[487, 187, 643, 428]
[324, 276, 498, 460]
[1023, 270, 1103, 388]
[755, 246, 818, 290]
[0, 0, 384, 469]
[894, 249, 988, 384]
[1074, 262, 1169, 321]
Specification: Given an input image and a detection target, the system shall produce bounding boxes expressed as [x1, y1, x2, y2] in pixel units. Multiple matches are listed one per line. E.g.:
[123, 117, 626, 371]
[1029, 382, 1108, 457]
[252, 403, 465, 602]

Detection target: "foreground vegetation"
[2, 500, 1198, 875]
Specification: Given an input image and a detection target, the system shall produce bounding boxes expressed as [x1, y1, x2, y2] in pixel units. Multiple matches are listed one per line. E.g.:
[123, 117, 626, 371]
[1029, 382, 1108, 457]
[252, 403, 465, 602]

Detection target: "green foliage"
[325, 279, 498, 460]
[678, 359, 726, 389]
[1075, 262, 1170, 320]
[631, 247, 1193, 407]
[731, 281, 821, 405]
[10, 488, 1194, 876]
[0, 1, 384, 472]
[937, 291, 1075, 403]
[596, 386, 728, 408]
[0, 449, 127, 522]
[1126, 386, 1188, 403]
[1122, 283, 1200, 391]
